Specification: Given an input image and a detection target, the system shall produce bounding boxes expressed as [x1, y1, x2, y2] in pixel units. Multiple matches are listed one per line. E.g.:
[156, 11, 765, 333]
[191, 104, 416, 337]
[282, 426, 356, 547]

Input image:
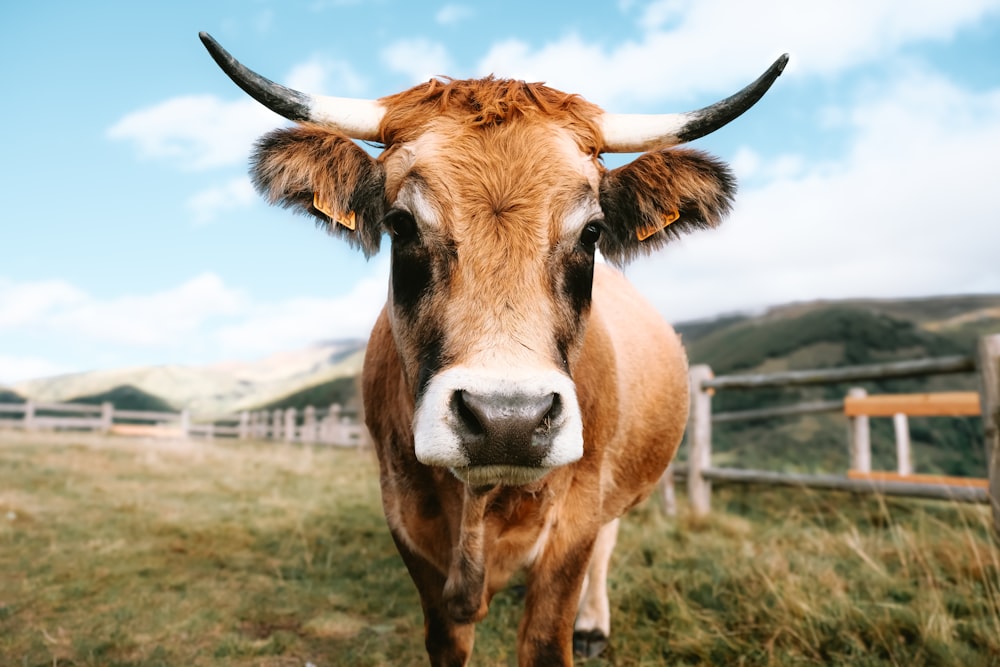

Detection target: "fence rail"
[0, 400, 369, 448]
[703, 355, 976, 390]
[672, 333, 1000, 538]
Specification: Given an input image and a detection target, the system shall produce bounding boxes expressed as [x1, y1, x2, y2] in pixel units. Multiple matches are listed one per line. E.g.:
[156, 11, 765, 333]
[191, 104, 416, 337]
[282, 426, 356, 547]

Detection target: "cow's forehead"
[381, 121, 603, 233]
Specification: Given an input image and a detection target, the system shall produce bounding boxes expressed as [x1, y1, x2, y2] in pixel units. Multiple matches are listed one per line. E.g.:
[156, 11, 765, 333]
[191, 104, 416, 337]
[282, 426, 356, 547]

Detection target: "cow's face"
[202, 34, 784, 486]
[380, 113, 605, 486]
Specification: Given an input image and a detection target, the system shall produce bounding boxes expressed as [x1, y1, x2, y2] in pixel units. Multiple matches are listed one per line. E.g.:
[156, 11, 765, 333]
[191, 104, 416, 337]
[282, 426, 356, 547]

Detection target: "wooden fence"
[668, 334, 1000, 536]
[0, 401, 368, 447]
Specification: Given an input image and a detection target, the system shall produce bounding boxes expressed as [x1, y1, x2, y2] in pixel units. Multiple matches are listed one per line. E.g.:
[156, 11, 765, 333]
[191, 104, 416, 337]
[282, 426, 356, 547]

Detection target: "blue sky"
[2, 0, 999, 385]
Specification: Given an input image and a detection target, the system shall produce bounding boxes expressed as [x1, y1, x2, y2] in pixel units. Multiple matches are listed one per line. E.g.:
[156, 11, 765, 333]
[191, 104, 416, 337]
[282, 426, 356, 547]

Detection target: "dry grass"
[1, 431, 998, 666]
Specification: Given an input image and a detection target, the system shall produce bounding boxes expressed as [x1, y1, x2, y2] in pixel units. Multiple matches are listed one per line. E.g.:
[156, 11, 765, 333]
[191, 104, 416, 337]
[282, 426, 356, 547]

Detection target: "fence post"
[256, 411, 266, 438]
[24, 400, 36, 431]
[659, 463, 677, 517]
[272, 409, 282, 441]
[329, 404, 342, 445]
[847, 387, 871, 472]
[893, 413, 912, 475]
[302, 406, 317, 443]
[977, 334, 1000, 538]
[688, 365, 713, 518]
[238, 411, 249, 439]
[284, 408, 297, 443]
[100, 402, 114, 434]
[179, 410, 190, 438]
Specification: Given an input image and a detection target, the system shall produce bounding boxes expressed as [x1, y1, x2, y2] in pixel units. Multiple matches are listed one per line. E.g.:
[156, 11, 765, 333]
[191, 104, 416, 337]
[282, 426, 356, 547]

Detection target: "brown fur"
[377, 76, 604, 157]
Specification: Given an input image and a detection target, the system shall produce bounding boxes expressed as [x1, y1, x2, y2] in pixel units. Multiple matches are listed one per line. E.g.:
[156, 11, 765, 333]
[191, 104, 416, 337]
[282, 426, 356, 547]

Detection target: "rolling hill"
[9, 340, 366, 418]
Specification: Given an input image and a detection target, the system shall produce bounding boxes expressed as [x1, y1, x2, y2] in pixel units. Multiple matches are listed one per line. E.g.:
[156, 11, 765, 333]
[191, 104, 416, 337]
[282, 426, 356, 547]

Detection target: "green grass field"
[2, 432, 998, 666]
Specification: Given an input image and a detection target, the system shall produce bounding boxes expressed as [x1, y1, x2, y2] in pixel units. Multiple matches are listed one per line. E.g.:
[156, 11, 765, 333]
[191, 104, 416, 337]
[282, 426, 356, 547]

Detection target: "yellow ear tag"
[313, 192, 357, 231]
[636, 209, 680, 241]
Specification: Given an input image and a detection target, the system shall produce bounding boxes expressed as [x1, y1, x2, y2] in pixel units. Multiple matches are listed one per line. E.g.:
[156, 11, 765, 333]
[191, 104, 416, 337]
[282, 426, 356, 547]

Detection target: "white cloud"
[53, 274, 248, 347]
[0, 356, 70, 386]
[107, 95, 277, 170]
[108, 57, 368, 172]
[212, 260, 388, 356]
[476, 0, 1000, 107]
[286, 57, 368, 96]
[0, 263, 389, 382]
[0, 273, 246, 347]
[187, 177, 257, 224]
[436, 4, 473, 25]
[381, 39, 456, 83]
[0, 279, 87, 329]
[625, 71, 1000, 321]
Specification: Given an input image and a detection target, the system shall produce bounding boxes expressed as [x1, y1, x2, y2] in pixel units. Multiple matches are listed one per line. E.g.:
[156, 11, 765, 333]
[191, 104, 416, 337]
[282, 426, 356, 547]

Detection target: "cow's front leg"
[517, 532, 596, 666]
[389, 530, 476, 667]
[573, 517, 620, 657]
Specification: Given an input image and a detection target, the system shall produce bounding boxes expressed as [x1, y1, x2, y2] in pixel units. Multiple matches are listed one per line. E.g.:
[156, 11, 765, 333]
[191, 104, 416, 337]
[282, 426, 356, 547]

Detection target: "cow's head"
[201, 33, 786, 487]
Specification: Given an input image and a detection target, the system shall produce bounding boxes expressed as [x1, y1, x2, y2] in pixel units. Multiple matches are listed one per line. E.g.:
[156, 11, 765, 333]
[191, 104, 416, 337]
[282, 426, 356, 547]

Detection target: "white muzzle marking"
[412, 366, 584, 485]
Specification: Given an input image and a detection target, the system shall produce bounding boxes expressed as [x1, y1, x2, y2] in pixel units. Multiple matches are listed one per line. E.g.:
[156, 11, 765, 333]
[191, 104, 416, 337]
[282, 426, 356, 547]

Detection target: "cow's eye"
[384, 210, 417, 243]
[579, 221, 603, 248]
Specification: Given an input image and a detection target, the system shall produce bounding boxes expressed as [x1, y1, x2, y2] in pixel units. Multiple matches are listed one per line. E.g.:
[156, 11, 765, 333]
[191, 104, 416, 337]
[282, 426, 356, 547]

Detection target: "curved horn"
[600, 54, 789, 153]
[199, 32, 384, 142]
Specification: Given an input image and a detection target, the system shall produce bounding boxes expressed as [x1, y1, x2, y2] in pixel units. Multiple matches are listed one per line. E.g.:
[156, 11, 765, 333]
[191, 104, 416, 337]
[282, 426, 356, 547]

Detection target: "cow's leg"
[573, 517, 620, 657]
[517, 533, 596, 666]
[389, 530, 476, 667]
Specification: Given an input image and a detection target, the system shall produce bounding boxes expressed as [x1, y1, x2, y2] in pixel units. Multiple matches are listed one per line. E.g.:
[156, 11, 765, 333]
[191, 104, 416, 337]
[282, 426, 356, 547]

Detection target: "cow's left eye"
[579, 222, 603, 248]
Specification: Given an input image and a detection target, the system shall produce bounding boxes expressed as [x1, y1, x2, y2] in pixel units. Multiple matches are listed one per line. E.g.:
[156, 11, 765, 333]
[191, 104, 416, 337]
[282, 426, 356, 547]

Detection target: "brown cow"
[201, 32, 786, 666]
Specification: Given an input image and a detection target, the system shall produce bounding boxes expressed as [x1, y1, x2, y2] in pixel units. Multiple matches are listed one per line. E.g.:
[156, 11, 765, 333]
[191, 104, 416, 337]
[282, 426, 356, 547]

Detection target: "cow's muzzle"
[413, 367, 584, 485]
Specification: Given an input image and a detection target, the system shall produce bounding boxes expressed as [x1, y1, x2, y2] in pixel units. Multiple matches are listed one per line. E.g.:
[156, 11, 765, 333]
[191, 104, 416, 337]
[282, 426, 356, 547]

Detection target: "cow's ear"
[597, 148, 736, 264]
[251, 123, 385, 257]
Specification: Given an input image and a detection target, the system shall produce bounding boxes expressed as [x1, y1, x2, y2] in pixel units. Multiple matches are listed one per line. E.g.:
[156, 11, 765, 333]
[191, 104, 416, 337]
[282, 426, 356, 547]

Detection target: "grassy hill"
[11, 340, 366, 418]
[0, 388, 24, 404]
[249, 376, 360, 413]
[67, 384, 176, 412]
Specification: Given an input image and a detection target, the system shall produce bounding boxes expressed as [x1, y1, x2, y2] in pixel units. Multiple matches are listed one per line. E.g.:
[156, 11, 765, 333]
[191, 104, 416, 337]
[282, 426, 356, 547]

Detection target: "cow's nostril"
[451, 390, 486, 436]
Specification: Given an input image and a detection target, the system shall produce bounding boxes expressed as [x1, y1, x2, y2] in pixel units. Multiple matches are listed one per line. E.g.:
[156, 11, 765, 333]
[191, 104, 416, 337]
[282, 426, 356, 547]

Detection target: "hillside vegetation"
[674, 296, 1000, 477]
[2, 432, 997, 665]
[67, 384, 176, 412]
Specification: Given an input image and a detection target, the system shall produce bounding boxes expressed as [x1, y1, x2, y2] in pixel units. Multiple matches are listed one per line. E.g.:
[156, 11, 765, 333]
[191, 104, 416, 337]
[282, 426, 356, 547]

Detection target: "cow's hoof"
[572, 629, 608, 658]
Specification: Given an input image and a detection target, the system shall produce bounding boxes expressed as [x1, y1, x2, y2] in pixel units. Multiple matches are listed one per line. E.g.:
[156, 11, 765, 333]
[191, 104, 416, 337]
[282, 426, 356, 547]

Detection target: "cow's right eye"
[384, 210, 418, 243]
[579, 221, 603, 248]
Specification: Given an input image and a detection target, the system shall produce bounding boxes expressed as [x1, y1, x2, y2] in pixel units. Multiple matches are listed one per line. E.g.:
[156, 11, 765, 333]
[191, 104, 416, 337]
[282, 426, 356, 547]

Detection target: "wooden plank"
[844, 392, 981, 417]
[32, 402, 103, 414]
[978, 334, 1000, 538]
[712, 399, 843, 423]
[847, 470, 988, 489]
[0, 404, 27, 413]
[32, 416, 103, 429]
[704, 355, 975, 390]
[687, 365, 714, 518]
[109, 424, 184, 438]
[699, 467, 989, 503]
[115, 409, 181, 421]
[848, 388, 871, 473]
[893, 413, 913, 475]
